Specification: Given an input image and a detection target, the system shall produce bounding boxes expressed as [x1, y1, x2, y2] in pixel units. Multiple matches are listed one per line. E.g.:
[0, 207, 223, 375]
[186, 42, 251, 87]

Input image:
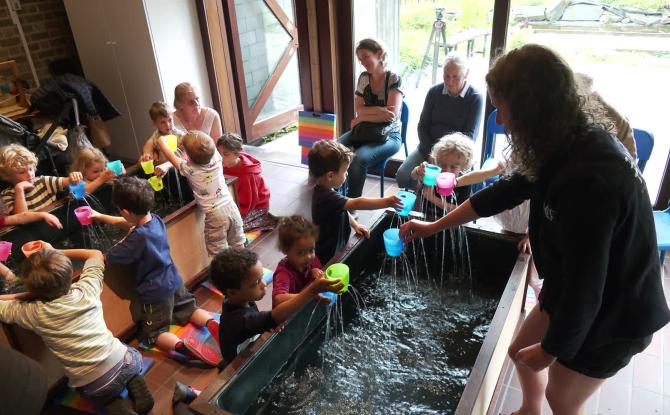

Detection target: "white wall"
[144, 0, 213, 109]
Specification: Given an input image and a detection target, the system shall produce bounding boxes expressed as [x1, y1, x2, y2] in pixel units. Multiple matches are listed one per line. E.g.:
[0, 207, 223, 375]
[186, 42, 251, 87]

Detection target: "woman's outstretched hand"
[399, 219, 435, 242]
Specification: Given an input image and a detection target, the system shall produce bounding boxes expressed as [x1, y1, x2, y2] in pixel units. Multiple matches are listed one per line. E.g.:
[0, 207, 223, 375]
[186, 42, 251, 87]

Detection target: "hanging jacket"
[223, 153, 270, 216]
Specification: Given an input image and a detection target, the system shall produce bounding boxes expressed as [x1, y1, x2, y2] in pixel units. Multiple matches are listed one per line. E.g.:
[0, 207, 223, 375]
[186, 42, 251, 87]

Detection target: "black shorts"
[132, 283, 198, 345]
[557, 335, 652, 379]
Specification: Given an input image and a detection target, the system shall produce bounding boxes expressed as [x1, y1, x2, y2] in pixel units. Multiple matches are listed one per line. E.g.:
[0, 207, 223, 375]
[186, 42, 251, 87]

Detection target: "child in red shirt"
[272, 215, 330, 307]
[216, 133, 274, 231]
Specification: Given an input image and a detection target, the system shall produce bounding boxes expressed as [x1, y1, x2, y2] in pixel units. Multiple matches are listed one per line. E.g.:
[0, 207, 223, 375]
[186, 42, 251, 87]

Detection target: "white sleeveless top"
[173, 107, 218, 138]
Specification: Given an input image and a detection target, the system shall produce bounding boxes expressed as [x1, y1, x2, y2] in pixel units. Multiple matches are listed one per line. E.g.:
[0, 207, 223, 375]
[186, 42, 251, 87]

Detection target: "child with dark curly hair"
[210, 248, 342, 367]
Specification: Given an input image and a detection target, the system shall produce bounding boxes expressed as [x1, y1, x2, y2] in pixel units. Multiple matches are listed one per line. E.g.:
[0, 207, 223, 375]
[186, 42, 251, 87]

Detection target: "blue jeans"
[77, 347, 142, 407]
[395, 148, 427, 190]
[338, 131, 402, 198]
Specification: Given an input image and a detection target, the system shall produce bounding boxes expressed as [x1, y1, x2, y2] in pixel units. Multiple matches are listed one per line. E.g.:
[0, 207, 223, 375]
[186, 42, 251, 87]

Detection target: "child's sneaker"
[103, 397, 137, 415]
[176, 337, 222, 367]
[126, 375, 154, 415]
[206, 318, 220, 345]
[172, 381, 200, 406]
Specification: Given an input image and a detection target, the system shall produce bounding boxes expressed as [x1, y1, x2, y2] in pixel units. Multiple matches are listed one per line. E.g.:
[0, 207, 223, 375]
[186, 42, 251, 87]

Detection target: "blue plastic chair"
[482, 109, 506, 161]
[633, 128, 654, 173]
[654, 206, 670, 263]
[375, 101, 409, 197]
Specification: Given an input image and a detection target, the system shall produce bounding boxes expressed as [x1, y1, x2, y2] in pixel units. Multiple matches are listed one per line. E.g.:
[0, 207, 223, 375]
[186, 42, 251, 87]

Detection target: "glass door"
[503, 0, 670, 199]
[226, 0, 302, 140]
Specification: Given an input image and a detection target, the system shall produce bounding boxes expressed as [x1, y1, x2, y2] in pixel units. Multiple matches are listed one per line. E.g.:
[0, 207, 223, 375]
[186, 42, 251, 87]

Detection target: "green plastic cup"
[148, 175, 163, 191]
[325, 263, 350, 294]
[140, 160, 154, 174]
[164, 134, 178, 151]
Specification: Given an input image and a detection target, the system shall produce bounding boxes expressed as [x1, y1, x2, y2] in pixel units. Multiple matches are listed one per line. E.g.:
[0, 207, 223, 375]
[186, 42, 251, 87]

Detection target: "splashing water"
[247, 274, 498, 414]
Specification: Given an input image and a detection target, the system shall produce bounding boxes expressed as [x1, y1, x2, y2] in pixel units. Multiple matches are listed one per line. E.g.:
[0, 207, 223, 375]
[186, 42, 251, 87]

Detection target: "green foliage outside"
[261, 123, 297, 144]
[399, 0, 669, 77]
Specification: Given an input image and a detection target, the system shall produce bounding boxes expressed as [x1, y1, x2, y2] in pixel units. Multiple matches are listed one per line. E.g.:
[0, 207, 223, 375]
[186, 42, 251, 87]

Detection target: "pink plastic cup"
[22, 240, 44, 257]
[0, 241, 12, 262]
[436, 172, 456, 197]
[74, 206, 93, 226]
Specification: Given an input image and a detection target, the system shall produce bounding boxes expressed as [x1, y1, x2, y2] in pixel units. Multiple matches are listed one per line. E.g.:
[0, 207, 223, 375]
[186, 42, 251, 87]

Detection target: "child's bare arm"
[456, 162, 504, 187]
[271, 278, 342, 323]
[90, 211, 132, 230]
[154, 161, 173, 177]
[58, 248, 104, 262]
[0, 262, 16, 283]
[156, 136, 183, 170]
[4, 211, 62, 228]
[344, 194, 401, 211]
[62, 171, 84, 186]
[84, 170, 115, 194]
[348, 212, 370, 238]
[12, 182, 33, 213]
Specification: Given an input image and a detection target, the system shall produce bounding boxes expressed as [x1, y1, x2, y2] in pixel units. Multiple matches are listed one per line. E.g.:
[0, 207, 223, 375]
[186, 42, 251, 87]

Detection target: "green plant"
[261, 123, 297, 144]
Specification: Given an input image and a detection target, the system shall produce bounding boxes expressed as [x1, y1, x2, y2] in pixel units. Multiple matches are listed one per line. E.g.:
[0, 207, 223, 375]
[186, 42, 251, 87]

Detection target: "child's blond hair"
[182, 131, 215, 165]
[0, 144, 38, 180]
[430, 133, 475, 172]
[148, 101, 171, 121]
[21, 249, 73, 301]
[70, 147, 108, 174]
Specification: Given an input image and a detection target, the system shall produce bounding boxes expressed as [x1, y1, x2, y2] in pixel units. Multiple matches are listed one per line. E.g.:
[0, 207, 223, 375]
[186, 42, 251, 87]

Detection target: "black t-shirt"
[312, 185, 350, 264]
[219, 301, 276, 366]
[470, 127, 670, 361]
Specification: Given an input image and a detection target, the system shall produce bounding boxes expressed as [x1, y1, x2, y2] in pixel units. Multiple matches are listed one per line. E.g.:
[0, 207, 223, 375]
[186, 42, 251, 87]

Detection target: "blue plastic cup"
[423, 164, 441, 186]
[69, 181, 86, 199]
[321, 291, 338, 305]
[107, 160, 123, 176]
[396, 190, 416, 217]
[383, 228, 404, 257]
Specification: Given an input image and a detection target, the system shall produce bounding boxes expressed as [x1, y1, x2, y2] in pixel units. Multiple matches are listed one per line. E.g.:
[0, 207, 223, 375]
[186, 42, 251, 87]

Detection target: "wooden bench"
[446, 29, 490, 58]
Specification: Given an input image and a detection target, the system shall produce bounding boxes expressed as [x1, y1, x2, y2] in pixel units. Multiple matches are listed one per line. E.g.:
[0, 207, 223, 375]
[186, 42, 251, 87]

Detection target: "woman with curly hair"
[400, 44, 669, 415]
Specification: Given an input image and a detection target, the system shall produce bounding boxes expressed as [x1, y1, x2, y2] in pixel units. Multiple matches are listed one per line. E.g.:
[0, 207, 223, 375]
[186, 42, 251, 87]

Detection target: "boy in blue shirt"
[93, 176, 221, 367]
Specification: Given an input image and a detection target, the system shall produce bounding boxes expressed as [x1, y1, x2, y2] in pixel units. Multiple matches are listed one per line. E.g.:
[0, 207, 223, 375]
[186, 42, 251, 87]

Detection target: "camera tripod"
[415, 8, 448, 88]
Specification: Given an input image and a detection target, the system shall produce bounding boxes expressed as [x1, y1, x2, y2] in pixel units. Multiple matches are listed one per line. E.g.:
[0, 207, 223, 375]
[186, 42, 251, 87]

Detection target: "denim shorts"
[137, 283, 197, 345]
[76, 347, 142, 407]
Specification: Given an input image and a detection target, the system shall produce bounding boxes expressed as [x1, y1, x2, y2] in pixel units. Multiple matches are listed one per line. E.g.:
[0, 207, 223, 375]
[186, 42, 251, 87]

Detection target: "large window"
[505, 0, 669, 198]
[353, 0, 495, 161]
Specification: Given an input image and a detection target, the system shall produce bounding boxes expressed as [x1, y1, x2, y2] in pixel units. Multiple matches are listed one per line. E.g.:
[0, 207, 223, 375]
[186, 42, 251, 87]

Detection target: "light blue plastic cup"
[321, 291, 338, 305]
[423, 164, 441, 186]
[107, 160, 123, 176]
[396, 190, 416, 217]
[383, 228, 404, 257]
[69, 181, 86, 199]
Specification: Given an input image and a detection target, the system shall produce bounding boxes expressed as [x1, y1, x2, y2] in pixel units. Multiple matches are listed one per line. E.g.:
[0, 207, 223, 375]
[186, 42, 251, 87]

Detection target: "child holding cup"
[70, 147, 123, 194]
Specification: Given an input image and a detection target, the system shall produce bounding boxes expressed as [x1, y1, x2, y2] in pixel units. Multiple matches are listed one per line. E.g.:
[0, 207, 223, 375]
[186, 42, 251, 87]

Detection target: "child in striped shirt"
[0, 246, 154, 415]
[0, 144, 83, 214]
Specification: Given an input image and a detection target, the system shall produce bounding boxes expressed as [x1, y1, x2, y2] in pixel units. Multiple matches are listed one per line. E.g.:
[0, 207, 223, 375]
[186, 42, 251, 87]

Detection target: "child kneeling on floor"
[210, 248, 342, 367]
[0, 246, 154, 415]
[272, 215, 330, 307]
[95, 176, 221, 367]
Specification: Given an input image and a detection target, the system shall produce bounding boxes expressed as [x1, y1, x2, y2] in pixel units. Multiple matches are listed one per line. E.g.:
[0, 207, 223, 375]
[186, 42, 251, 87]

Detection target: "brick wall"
[0, 0, 80, 88]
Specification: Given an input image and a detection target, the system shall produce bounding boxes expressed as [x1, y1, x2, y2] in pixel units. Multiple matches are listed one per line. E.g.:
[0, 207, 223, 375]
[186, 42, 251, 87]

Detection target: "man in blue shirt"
[396, 54, 484, 189]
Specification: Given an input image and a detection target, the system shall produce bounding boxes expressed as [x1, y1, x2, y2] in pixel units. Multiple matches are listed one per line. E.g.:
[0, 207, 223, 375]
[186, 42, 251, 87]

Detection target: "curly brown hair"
[486, 44, 588, 178]
[277, 215, 319, 253]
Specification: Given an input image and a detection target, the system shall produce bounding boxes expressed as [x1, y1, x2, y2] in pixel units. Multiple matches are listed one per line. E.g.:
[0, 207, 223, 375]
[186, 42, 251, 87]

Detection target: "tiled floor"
[495, 260, 670, 415]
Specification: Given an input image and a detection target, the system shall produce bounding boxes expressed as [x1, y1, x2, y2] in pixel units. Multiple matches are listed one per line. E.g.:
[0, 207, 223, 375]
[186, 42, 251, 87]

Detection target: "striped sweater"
[1, 176, 66, 213]
[0, 258, 126, 387]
